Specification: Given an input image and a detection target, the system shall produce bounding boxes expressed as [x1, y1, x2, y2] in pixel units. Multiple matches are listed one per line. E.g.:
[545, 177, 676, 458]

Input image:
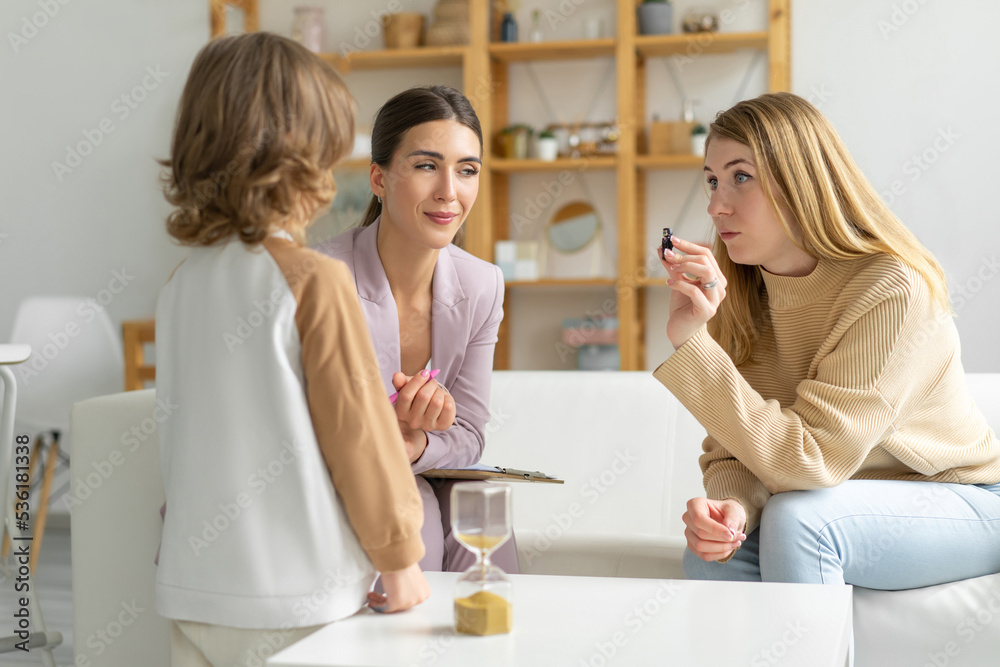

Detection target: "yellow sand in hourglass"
[455, 590, 512, 635]
[456, 534, 506, 551]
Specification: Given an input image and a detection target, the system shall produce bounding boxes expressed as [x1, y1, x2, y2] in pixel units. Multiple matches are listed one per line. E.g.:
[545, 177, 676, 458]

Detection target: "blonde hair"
[161, 32, 354, 246]
[706, 92, 951, 365]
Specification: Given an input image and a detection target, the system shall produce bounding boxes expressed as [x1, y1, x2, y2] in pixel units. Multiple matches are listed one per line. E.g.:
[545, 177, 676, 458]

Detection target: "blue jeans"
[682, 480, 1000, 589]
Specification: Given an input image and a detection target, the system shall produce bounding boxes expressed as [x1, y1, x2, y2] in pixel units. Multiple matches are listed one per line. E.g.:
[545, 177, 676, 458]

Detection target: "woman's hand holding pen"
[390, 369, 457, 462]
[683, 497, 747, 562]
[658, 235, 727, 349]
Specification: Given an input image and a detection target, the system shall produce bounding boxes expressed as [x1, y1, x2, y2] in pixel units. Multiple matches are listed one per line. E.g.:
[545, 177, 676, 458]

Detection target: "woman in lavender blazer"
[315, 85, 519, 574]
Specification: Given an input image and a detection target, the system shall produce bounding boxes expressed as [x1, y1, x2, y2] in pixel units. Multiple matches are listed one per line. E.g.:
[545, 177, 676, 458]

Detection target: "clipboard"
[421, 465, 564, 484]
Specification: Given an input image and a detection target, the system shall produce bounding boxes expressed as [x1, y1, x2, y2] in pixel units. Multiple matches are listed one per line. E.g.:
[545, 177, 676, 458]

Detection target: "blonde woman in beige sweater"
[656, 92, 1000, 587]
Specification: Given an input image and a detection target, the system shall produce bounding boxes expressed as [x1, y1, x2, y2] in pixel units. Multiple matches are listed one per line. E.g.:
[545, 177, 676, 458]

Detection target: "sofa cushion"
[483, 371, 706, 575]
[853, 571, 1000, 667]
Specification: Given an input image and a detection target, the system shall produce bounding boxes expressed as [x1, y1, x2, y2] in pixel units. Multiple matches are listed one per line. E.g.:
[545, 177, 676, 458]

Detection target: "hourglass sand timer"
[451, 482, 513, 636]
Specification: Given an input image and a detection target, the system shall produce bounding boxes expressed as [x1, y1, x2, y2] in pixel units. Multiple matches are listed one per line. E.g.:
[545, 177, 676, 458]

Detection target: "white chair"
[0, 344, 63, 665]
[69, 389, 170, 666]
[5, 296, 124, 569]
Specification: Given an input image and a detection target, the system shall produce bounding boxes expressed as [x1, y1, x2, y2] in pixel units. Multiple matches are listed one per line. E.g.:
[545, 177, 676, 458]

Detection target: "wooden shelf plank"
[638, 276, 671, 288]
[490, 156, 617, 172]
[336, 158, 371, 170]
[319, 46, 467, 72]
[636, 154, 704, 170]
[505, 278, 618, 288]
[635, 31, 768, 58]
[489, 38, 616, 62]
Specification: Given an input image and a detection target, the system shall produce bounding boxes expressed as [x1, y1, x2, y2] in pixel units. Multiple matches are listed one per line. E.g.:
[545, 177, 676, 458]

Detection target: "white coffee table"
[269, 572, 852, 667]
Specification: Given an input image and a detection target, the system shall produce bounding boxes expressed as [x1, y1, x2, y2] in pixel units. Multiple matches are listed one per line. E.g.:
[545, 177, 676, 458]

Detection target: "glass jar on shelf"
[291, 6, 326, 53]
[682, 7, 720, 34]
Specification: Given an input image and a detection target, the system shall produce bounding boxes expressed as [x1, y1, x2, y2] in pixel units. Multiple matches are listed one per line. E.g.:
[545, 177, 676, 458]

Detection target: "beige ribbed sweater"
[654, 253, 1000, 534]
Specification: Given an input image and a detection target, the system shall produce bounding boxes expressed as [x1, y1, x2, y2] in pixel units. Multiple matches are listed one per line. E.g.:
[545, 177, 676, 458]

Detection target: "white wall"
[0, 0, 202, 342]
[1, 0, 996, 373]
[791, 1, 1000, 372]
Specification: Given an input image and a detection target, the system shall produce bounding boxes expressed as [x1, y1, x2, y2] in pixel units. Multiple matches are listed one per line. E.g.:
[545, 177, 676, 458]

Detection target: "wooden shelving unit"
[490, 0, 789, 370]
[226, 0, 790, 371]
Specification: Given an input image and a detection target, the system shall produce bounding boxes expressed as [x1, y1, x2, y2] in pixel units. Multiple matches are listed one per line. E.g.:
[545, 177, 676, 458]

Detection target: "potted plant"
[536, 129, 559, 161]
[637, 0, 673, 36]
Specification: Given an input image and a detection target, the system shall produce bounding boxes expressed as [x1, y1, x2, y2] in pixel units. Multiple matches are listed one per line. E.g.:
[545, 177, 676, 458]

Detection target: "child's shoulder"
[263, 236, 353, 297]
[312, 226, 360, 261]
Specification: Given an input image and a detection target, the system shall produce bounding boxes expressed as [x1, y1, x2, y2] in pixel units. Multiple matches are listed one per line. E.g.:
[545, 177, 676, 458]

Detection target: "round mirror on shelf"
[546, 202, 600, 253]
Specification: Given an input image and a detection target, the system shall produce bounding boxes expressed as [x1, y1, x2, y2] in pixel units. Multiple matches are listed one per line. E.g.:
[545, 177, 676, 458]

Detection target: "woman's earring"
[377, 195, 382, 204]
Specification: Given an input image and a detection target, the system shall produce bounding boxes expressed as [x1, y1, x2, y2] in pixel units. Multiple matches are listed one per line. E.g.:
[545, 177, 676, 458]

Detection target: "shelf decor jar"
[291, 6, 326, 53]
[637, 0, 673, 36]
[509, 125, 531, 159]
[497, 125, 531, 159]
[682, 7, 720, 33]
[426, 0, 470, 46]
[382, 12, 425, 49]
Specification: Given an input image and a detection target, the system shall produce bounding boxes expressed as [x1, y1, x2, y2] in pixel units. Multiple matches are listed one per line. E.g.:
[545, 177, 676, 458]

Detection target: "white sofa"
[485, 371, 1000, 667]
[69, 373, 1000, 667]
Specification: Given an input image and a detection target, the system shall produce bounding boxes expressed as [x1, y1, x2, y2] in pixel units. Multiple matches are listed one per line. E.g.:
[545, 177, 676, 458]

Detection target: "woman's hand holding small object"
[658, 233, 728, 348]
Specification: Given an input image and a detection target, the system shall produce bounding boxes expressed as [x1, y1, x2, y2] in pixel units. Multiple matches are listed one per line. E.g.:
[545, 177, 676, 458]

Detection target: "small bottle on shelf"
[501, 12, 518, 42]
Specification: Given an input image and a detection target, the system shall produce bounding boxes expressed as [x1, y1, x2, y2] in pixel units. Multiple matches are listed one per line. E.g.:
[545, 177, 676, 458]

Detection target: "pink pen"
[389, 368, 440, 404]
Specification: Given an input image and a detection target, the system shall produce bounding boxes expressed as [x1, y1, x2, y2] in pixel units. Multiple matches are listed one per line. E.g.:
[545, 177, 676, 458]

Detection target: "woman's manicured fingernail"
[429, 368, 441, 379]
[388, 391, 399, 404]
[664, 248, 674, 258]
[420, 369, 430, 378]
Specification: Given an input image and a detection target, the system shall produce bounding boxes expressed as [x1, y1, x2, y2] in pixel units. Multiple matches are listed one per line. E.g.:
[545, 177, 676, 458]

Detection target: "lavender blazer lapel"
[430, 247, 467, 389]
[352, 221, 401, 395]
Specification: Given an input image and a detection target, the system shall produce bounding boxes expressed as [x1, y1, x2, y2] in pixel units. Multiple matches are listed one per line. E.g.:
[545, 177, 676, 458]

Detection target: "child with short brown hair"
[155, 32, 428, 665]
